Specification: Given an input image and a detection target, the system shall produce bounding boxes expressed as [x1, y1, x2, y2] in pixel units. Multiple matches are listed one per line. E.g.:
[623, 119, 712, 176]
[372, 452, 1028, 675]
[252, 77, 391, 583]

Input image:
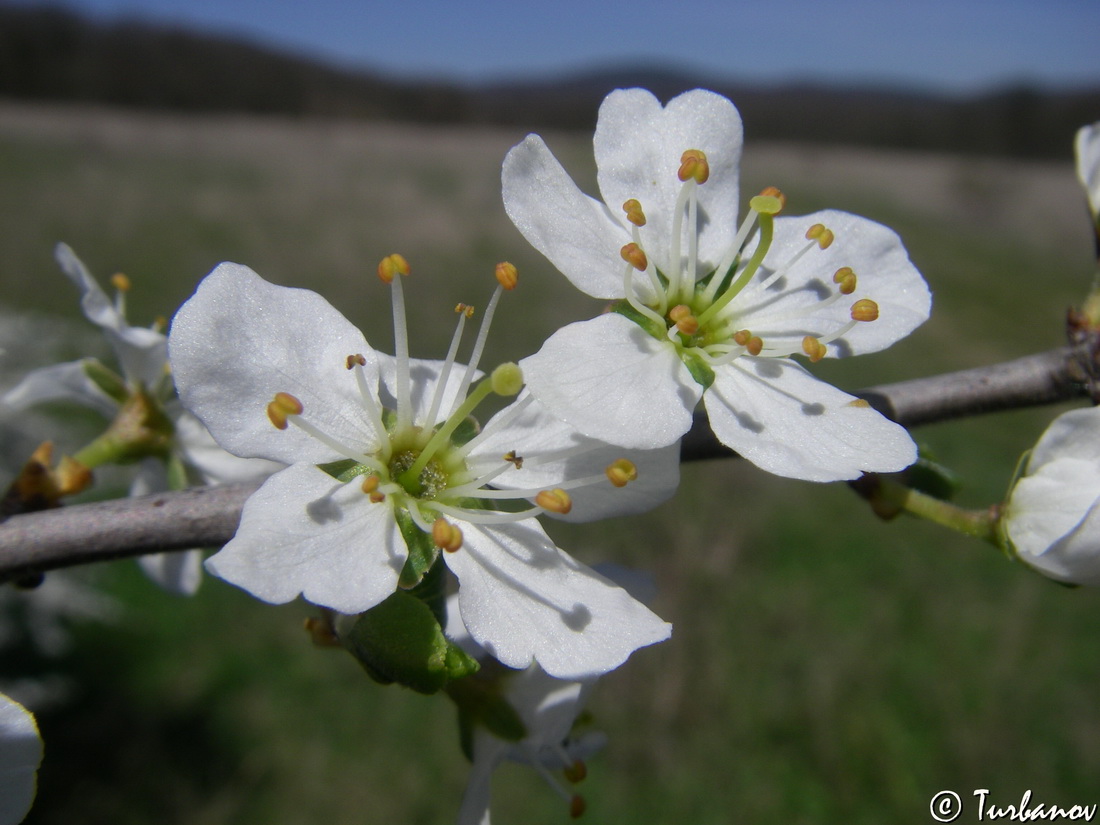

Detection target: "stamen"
[622, 198, 646, 226]
[110, 272, 131, 292]
[696, 210, 775, 328]
[423, 304, 472, 431]
[453, 393, 535, 460]
[622, 262, 667, 328]
[605, 458, 637, 488]
[563, 759, 587, 783]
[850, 298, 879, 322]
[432, 517, 464, 552]
[833, 267, 857, 295]
[535, 488, 572, 515]
[348, 355, 390, 456]
[376, 253, 410, 283]
[667, 177, 695, 303]
[620, 243, 648, 271]
[570, 795, 586, 819]
[267, 392, 304, 430]
[422, 500, 544, 524]
[495, 261, 519, 291]
[802, 336, 828, 362]
[284, 411, 383, 470]
[361, 474, 380, 494]
[503, 450, 523, 469]
[668, 304, 699, 335]
[452, 278, 506, 414]
[677, 149, 710, 184]
[805, 224, 835, 249]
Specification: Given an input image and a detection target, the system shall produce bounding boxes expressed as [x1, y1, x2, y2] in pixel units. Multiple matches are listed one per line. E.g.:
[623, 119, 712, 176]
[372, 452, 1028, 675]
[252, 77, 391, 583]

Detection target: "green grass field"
[1, 100, 1098, 824]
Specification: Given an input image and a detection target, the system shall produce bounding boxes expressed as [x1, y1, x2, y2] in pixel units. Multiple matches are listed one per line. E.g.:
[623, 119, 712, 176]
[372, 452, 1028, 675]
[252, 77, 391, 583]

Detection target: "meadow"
[0, 99, 1097, 824]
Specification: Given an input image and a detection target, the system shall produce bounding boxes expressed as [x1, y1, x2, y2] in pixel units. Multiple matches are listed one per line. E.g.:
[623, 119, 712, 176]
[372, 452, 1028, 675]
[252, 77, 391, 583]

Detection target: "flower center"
[615, 150, 879, 386]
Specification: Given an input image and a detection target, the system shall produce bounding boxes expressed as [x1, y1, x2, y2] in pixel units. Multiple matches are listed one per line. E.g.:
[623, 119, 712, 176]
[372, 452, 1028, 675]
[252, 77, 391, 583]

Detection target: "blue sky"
[23, 0, 1100, 93]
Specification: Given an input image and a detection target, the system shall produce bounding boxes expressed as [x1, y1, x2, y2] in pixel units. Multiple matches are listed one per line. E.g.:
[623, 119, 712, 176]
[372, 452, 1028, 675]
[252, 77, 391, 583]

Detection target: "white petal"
[2, 359, 117, 418]
[444, 520, 671, 679]
[1038, 497, 1100, 585]
[457, 731, 508, 825]
[502, 135, 629, 300]
[169, 263, 381, 465]
[595, 88, 743, 274]
[55, 243, 168, 388]
[521, 313, 700, 449]
[1027, 406, 1100, 470]
[733, 210, 931, 357]
[127, 459, 205, 596]
[471, 394, 679, 522]
[173, 409, 281, 485]
[1076, 122, 1100, 221]
[204, 463, 406, 614]
[1006, 458, 1100, 563]
[0, 693, 42, 825]
[705, 358, 916, 481]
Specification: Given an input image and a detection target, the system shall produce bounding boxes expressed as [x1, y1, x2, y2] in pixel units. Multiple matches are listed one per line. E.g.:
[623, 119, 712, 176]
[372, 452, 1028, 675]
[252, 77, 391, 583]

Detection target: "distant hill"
[2, 2, 1098, 159]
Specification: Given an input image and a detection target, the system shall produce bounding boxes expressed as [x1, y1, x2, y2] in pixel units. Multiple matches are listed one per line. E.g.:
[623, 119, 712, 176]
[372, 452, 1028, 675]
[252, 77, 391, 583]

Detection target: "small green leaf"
[83, 359, 128, 404]
[611, 300, 665, 340]
[396, 508, 439, 588]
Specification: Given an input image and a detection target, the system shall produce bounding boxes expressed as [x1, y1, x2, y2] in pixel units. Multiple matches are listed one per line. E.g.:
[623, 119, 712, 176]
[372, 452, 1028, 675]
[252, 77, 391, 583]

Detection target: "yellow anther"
[733, 329, 752, 346]
[620, 242, 648, 272]
[266, 391, 304, 430]
[490, 362, 523, 396]
[832, 266, 857, 295]
[495, 261, 519, 291]
[569, 794, 587, 819]
[369, 491, 386, 503]
[455, 303, 476, 318]
[303, 616, 341, 647]
[503, 450, 524, 469]
[850, 298, 879, 322]
[746, 335, 763, 356]
[802, 335, 827, 362]
[563, 759, 588, 784]
[360, 474, 380, 494]
[677, 149, 710, 184]
[847, 398, 871, 408]
[668, 304, 699, 335]
[805, 224, 834, 249]
[605, 458, 638, 488]
[153, 315, 168, 332]
[432, 517, 464, 552]
[535, 488, 573, 515]
[622, 198, 647, 227]
[377, 253, 410, 283]
[110, 272, 131, 292]
[346, 353, 367, 370]
[751, 186, 787, 216]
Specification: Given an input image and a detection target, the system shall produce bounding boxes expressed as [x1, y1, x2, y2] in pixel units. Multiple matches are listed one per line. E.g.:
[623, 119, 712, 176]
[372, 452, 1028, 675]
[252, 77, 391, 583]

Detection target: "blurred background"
[1, 1, 1099, 823]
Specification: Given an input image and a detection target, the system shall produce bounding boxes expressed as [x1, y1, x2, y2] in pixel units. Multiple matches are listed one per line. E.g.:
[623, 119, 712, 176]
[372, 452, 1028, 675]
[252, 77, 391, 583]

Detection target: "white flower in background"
[0, 692, 42, 825]
[1076, 122, 1100, 226]
[169, 260, 675, 679]
[1001, 406, 1100, 586]
[1, 244, 276, 594]
[503, 88, 931, 482]
[446, 590, 607, 825]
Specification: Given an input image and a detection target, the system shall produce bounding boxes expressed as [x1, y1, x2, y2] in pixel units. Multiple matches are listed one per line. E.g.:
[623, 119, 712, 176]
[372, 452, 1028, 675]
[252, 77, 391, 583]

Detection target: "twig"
[0, 345, 1091, 582]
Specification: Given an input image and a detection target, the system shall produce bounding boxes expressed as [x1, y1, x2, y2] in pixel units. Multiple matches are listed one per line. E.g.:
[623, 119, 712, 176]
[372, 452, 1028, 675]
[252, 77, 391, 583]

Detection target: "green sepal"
[319, 458, 369, 482]
[451, 415, 480, 447]
[447, 671, 528, 761]
[902, 453, 961, 502]
[682, 351, 716, 389]
[396, 508, 439, 588]
[341, 589, 480, 695]
[611, 300, 665, 340]
[82, 359, 129, 404]
[165, 452, 191, 491]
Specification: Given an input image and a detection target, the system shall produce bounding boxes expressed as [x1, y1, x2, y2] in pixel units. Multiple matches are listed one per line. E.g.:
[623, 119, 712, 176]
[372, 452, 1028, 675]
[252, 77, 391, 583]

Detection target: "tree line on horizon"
[1, 3, 1097, 160]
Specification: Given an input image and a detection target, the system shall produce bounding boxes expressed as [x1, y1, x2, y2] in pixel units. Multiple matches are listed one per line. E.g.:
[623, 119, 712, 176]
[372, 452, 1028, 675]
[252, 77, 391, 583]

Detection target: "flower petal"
[445, 520, 671, 679]
[55, 243, 168, 389]
[1027, 406, 1100, 470]
[170, 263, 381, 465]
[2, 359, 117, 418]
[521, 313, 700, 450]
[502, 134, 628, 300]
[470, 394, 679, 522]
[1006, 458, 1100, 563]
[128, 458, 205, 596]
[595, 88, 743, 275]
[1076, 122, 1100, 222]
[1038, 496, 1100, 586]
[733, 210, 930, 357]
[204, 463, 406, 614]
[375, 353, 479, 428]
[0, 692, 42, 825]
[172, 409, 282, 485]
[705, 357, 916, 481]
